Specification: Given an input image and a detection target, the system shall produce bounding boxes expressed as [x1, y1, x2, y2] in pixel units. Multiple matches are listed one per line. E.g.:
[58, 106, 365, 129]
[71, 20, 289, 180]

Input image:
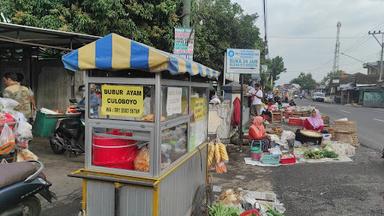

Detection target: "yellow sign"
[101, 85, 144, 117]
[191, 97, 207, 121]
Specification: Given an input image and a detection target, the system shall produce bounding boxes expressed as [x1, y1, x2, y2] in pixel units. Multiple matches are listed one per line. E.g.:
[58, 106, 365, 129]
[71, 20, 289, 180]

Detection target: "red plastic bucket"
[92, 131, 138, 170]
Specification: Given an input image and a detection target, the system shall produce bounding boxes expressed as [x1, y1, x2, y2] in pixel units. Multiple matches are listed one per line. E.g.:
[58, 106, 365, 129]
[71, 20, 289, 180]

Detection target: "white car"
[312, 92, 325, 102]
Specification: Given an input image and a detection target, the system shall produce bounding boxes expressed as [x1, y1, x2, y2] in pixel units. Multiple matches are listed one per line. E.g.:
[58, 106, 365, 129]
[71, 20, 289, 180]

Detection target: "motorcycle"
[0, 160, 55, 216]
[49, 99, 85, 156]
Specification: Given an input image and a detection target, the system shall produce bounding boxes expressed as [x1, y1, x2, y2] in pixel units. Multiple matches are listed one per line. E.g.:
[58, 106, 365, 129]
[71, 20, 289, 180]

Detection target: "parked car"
[312, 92, 325, 102]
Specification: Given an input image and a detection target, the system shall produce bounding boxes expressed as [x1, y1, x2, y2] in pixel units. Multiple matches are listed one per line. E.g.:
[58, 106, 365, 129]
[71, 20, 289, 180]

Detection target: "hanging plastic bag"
[0, 124, 16, 155]
[16, 120, 33, 140]
[0, 98, 19, 111]
[134, 146, 150, 172]
[17, 149, 38, 162]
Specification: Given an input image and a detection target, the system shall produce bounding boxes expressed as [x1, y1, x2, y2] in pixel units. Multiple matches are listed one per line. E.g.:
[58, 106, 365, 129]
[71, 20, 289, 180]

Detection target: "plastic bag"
[215, 161, 227, 174]
[16, 120, 33, 140]
[280, 130, 295, 144]
[0, 98, 19, 111]
[134, 146, 150, 172]
[17, 149, 38, 162]
[0, 124, 16, 155]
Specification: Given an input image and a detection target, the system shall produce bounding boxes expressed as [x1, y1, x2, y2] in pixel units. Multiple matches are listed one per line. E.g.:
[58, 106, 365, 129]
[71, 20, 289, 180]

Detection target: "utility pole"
[332, 22, 341, 73]
[182, 0, 191, 28]
[368, 30, 384, 82]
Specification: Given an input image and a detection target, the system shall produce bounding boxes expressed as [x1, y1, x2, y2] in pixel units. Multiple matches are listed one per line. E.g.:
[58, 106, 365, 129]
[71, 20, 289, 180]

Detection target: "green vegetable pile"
[208, 203, 240, 216]
[264, 204, 284, 216]
[304, 148, 338, 159]
[266, 207, 284, 216]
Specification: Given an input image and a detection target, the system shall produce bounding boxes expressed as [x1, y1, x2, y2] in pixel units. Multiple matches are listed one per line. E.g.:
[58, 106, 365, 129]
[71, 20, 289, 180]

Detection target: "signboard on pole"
[173, 28, 194, 60]
[226, 49, 260, 74]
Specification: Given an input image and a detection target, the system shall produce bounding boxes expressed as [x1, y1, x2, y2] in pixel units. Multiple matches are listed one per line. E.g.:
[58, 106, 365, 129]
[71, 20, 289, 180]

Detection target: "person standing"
[16, 73, 36, 120]
[248, 83, 263, 116]
[2, 72, 32, 120]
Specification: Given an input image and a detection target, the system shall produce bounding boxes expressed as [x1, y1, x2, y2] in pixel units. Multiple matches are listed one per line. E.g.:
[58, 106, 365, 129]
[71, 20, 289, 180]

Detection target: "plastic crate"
[288, 117, 304, 126]
[33, 111, 65, 137]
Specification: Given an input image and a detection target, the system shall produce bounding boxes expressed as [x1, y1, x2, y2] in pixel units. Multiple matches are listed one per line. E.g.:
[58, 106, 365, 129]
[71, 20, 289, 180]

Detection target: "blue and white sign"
[226, 49, 260, 74]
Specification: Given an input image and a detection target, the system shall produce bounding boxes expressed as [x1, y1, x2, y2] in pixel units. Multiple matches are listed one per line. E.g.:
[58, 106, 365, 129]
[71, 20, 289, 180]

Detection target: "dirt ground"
[29, 137, 83, 215]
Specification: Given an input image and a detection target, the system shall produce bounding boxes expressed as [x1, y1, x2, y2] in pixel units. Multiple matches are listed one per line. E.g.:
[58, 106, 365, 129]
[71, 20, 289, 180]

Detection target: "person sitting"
[249, 116, 266, 140]
[304, 109, 324, 132]
[295, 109, 324, 145]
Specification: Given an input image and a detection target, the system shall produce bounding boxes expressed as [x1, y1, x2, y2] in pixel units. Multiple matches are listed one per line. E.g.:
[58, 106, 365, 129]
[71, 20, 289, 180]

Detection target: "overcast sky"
[232, 0, 384, 84]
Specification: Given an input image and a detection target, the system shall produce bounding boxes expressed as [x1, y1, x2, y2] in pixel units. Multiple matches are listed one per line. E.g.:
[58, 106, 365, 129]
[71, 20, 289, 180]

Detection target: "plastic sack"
[0, 98, 19, 111]
[16, 121, 33, 140]
[280, 130, 295, 145]
[134, 146, 150, 172]
[17, 149, 38, 162]
[0, 124, 16, 155]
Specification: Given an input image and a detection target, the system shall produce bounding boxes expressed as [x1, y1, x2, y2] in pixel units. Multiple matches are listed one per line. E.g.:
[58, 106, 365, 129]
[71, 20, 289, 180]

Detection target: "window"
[91, 127, 151, 173]
[161, 123, 188, 170]
[88, 84, 155, 122]
[161, 86, 189, 121]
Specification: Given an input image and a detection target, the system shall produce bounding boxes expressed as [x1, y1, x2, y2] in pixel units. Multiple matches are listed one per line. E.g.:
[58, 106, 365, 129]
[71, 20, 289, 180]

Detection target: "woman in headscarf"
[249, 116, 266, 140]
[304, 109, 324, 132]
[295, 109, 324, 145]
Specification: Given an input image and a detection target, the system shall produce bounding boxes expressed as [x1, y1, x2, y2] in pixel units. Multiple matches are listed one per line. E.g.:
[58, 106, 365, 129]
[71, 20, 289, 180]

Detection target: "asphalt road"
[271, 99, 384, 216]
[296, 99, 384, 152]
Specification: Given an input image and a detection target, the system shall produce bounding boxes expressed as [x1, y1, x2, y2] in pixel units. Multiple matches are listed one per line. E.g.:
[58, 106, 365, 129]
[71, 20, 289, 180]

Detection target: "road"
[271, 99, 384, 216]
[296, 99, 384, 152]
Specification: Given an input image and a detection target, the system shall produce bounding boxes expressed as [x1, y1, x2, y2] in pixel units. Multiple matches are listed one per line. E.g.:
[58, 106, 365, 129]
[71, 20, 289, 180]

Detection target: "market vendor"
[249, 116, 266, 140]
[2, 72, 32, 119]
[304, 109, 324, 132]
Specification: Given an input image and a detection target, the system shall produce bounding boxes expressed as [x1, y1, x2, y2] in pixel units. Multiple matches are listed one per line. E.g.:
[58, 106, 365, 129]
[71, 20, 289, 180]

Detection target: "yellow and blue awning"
[62, 33, 220, 79]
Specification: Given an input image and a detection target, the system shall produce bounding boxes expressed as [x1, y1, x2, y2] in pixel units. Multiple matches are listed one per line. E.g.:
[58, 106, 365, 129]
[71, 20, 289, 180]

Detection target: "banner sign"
[101, 85, 144, 117]
[226, 49, 260, 74]
[191, 97, 207, 121]
[173, 28, 194, 60]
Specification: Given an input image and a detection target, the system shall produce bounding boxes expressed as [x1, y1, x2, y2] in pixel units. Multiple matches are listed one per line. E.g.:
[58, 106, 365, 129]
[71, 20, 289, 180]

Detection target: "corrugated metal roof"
[0, 22, 100, 50]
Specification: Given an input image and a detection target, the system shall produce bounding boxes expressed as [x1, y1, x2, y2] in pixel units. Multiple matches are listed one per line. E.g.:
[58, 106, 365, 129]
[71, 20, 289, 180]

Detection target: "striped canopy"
[62, 33, 220, 79]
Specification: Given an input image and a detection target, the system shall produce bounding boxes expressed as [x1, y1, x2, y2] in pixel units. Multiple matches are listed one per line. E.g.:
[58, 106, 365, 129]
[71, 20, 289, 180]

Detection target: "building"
[0, 23, 99, 111]
[363, 61, 382, 76]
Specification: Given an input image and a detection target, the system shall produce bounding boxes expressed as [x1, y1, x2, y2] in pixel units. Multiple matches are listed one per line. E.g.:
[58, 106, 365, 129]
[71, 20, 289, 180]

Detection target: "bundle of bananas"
[207, 138, 229, 172]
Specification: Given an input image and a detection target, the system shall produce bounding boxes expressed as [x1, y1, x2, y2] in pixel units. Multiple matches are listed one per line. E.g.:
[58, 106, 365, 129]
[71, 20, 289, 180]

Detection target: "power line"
[269, 36, 365, 40]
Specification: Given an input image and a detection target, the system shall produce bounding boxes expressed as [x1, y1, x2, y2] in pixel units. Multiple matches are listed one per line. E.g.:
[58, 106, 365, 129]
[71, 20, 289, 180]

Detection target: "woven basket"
[332, 121, 357, 133]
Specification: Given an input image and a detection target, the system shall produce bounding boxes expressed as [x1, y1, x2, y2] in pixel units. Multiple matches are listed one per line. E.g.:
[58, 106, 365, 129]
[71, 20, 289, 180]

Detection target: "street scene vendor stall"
[62, 33, 219, 216]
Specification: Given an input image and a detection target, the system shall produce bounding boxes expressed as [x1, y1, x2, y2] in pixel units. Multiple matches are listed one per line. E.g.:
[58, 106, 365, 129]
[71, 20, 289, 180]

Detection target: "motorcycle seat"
[0, 162, 37, 189]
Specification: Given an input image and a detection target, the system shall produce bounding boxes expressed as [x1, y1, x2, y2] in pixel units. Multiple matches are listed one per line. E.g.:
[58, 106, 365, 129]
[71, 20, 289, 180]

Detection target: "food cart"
[62, 33, 220, 216]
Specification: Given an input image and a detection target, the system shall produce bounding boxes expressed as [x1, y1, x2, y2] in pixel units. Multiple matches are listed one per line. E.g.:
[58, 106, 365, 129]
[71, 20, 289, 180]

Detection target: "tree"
[290, 72, 317, 90]
[0, 0, 181, 52]
[191, 0, 265, 73]
[266, 56, 286, 85]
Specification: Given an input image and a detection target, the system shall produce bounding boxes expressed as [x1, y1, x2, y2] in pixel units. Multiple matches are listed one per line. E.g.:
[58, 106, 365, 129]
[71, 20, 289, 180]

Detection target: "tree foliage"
[290, 72, 317, 90]
[191, 0, 265, 72]
[1, 0, 285, 82]
[0, 0, 181, 52]
[266, 56, 286, 85]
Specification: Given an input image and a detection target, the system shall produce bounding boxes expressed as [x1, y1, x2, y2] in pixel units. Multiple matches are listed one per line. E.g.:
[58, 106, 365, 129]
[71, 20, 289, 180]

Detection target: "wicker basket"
[332, 121, 357, 133]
